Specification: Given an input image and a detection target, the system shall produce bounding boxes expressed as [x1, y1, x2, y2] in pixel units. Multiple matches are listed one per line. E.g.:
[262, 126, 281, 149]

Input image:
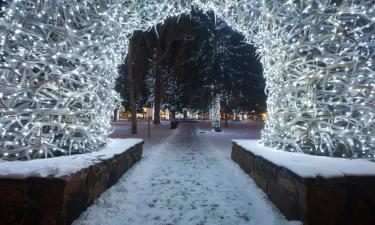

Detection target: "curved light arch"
[0, 0, 374, 160]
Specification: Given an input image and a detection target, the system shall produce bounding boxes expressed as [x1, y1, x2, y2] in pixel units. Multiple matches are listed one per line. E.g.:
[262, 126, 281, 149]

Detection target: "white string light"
[209, 95, 221, 131]
[0, 0, 374, 160]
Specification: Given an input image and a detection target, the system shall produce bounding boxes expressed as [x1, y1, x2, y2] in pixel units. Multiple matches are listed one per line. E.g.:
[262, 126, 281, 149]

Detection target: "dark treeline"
[116, 9, 266, 133]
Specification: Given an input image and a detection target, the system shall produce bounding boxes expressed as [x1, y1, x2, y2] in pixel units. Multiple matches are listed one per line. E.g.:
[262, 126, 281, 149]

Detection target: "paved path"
[74, 123, 299, 225]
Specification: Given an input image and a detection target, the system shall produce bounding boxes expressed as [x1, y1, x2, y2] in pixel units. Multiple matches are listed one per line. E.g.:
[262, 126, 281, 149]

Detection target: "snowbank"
[232, 139, 375, 178]
[0, 138, 143, 178]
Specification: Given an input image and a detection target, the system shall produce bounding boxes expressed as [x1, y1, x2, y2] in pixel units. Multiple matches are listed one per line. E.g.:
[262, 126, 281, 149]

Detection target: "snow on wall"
[0, 139, 143, 178]
[233, 139, 375, 178]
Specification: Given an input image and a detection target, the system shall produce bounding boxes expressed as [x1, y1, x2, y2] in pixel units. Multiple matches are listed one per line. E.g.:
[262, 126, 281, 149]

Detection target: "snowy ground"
[73, 120, 300, 225]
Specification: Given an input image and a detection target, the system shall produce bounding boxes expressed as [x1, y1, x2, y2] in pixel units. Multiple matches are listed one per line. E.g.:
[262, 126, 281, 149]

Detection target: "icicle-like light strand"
[0, 0, 374, 160]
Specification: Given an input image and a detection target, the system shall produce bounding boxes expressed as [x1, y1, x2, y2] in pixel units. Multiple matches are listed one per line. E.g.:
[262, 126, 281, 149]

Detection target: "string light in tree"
[209, 95, 221, 132]
[0, 0, 374, 160]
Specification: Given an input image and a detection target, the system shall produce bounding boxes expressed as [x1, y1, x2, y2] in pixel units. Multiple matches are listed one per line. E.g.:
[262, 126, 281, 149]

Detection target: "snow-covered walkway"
[73, 123, 299, 225]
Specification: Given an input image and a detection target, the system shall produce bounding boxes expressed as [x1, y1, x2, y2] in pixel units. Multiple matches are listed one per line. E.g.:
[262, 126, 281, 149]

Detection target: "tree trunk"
[153, 65, 162, 125]
[224, 112, 228, 127]
[127, 41, 137, 134]
[211, 95, 221, 132]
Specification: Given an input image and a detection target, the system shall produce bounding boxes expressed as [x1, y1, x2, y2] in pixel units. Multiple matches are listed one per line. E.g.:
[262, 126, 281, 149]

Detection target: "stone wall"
[0, 141, 143, 225]
[231, 142, 375, 225]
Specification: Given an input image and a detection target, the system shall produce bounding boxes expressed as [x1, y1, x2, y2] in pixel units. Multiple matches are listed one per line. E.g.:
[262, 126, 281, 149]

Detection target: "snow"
[0, 138, 143, 178]
[73, 121, 300, 225]
[233, 139, 375, 178]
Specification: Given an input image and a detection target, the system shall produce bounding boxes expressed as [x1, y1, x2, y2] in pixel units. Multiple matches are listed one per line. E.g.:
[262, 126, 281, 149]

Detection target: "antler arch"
[0, 0, 374, 160]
